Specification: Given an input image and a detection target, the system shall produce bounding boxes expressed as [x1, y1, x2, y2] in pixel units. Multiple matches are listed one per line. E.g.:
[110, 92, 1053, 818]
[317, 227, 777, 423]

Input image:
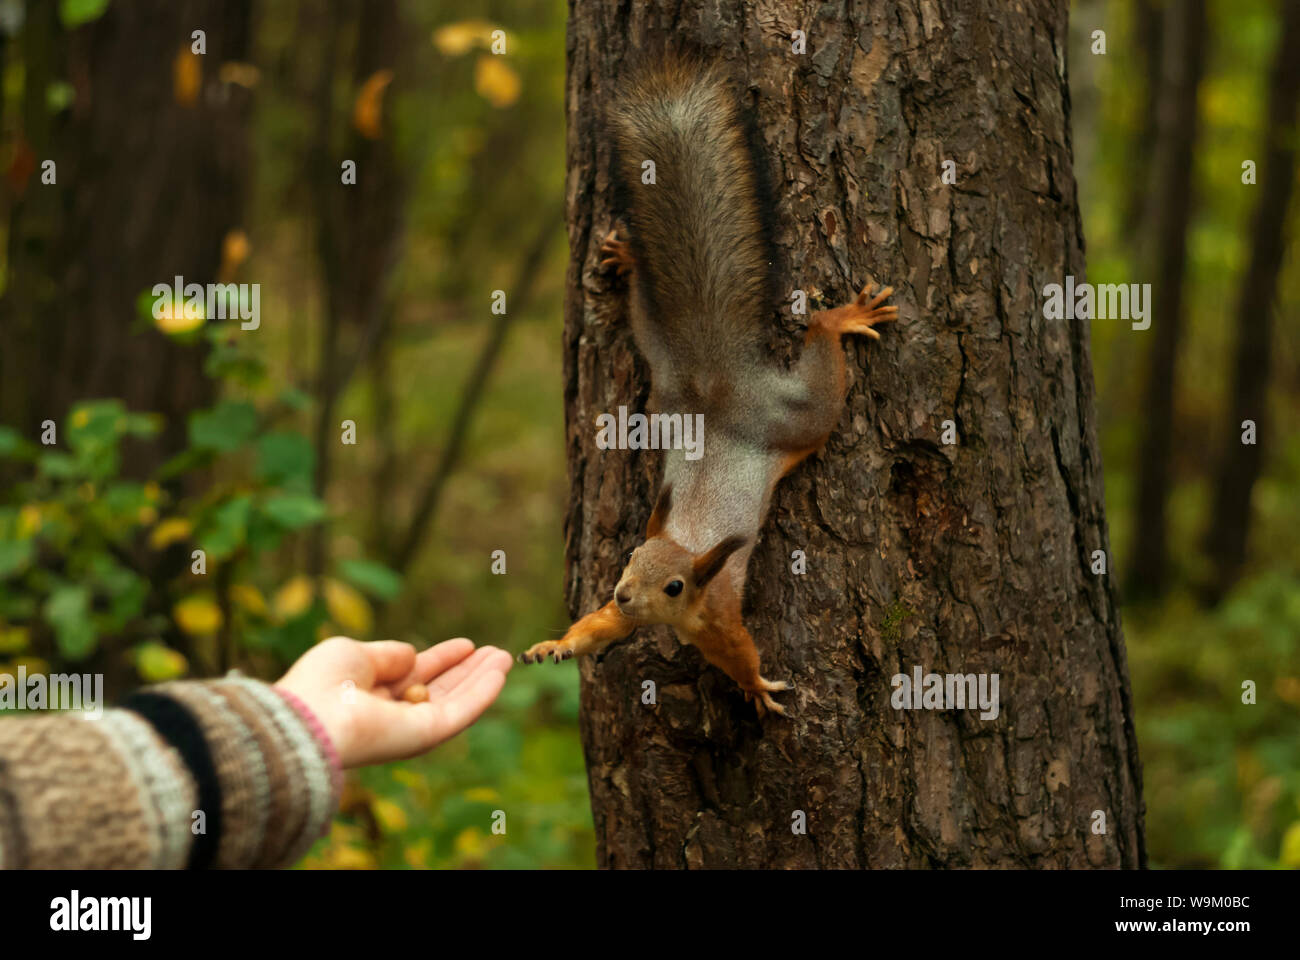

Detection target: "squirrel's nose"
[615, 586, 632, 606]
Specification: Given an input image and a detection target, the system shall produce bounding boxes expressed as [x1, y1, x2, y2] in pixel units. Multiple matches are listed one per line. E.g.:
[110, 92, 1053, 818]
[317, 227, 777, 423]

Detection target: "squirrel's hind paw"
[598, 228, 634, 278]
[744, 677, 791, 718]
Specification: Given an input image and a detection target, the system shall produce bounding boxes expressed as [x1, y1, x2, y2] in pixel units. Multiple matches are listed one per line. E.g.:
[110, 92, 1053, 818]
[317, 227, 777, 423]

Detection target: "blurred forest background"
[0, 0, 1295, 869]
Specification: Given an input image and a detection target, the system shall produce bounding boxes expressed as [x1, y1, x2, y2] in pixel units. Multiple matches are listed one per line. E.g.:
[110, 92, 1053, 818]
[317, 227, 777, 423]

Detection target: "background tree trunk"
[305, 0, 409, 577]
[1128, 0, 1208, 601]
[0, 0, 254, 470]
[563, 0, 1144, 868]
[1201, 0, 1300, 604]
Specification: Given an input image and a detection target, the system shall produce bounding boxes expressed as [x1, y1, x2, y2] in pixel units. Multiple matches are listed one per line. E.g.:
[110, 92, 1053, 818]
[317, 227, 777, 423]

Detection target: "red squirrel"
[520, 59, 897, 717]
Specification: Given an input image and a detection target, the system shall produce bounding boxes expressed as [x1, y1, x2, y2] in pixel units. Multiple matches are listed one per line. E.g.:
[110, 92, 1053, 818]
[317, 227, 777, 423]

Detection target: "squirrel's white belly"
[660, 442, 770, 554]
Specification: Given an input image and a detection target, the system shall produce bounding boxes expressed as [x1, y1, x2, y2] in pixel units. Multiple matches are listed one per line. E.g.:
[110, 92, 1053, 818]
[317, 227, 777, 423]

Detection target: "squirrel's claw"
[599, 228, 634, 278]
[744, 676, 791, 718]
[838, 283, 899, 339]
[520, 640, 576, 664]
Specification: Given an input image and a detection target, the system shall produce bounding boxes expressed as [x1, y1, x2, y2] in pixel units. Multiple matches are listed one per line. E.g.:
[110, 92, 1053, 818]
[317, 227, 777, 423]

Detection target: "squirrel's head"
[612, 484, 747, 625]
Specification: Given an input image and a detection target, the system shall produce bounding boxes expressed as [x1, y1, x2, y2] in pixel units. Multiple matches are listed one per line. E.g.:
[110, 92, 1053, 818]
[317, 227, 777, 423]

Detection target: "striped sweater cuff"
[272, 687, 344, 797]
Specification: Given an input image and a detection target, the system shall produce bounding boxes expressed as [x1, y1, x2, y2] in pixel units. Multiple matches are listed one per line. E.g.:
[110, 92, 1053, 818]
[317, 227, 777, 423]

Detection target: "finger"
[362, 640, 418, 686]
[386, 637, 476, 694]
[434, 646, 512, 700]
[426, 645, 501, 696]
[865, 285, 894, 310]
[359, 655, 511, 763]
[421, 661, 511, 745]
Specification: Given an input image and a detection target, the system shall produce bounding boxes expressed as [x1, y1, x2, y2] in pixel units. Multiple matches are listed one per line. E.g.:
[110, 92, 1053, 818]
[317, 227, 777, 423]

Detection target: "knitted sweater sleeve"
[0, 676, 342, 869]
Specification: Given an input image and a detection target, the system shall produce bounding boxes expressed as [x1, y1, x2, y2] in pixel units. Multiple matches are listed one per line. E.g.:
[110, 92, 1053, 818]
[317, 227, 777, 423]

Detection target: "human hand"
[275, 636, 512, 768]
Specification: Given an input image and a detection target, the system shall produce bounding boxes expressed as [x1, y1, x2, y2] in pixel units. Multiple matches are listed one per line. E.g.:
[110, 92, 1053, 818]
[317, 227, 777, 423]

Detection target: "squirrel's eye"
[664, 579, 684, 597]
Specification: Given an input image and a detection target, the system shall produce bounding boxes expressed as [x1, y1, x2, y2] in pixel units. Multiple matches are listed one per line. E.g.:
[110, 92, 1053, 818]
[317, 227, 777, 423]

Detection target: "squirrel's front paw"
[839, 283, 899, 340]
[519, 640, 575, 664]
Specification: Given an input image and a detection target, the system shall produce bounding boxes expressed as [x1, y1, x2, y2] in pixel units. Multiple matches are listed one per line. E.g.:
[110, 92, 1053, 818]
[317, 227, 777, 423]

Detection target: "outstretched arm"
[0, 637, 510, 868]
[520, 600, 638, 663]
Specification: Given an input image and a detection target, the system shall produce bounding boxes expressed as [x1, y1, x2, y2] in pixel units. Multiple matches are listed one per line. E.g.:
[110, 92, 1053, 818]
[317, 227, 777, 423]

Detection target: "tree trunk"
[1122, 0, 1163, 241]
[563, 1, 1144, 868]
[0, 0, 254, 469]
[1201, 0, 1300, 604]
[305, 0, 408, 577]
[1128, 0, 1207, 601]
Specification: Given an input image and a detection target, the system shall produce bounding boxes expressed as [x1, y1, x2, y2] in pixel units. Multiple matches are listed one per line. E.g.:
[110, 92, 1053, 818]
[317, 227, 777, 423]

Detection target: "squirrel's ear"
[645, 483, 673, 538]
[692, 536, 747, 589]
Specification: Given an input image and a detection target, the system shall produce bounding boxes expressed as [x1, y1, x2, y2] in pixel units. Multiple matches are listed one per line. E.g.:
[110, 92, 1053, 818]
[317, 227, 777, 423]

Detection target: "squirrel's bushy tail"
[611, 59, 771, 355]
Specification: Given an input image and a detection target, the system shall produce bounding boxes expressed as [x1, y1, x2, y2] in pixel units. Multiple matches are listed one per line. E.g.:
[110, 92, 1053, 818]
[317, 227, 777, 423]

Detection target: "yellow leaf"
[464, 787, 499, 804]
[230, 583, 268, 617]
[324, 578, 372, 634]
[17, 504, 42, 538]
[218, 229, 250, 282]
[0, 627, 29, 655]
[1274, 676, 1300, 706]
[144, 482, 162, 503]
[432, 19, 495, 56]
[1281, 821, 1300, 868]
[173, 48, 201, 107]
[454, 825, 486, 858]
[391, 768, 422, 790]
[371, 797, 408, 833]
[218, 61, 261, 88]
[71, 409, 90, 429]
[136, 643, 188, 683]
[174, 594, 222, 636]
[274, 576, 315, 621]
[328, 846, 378, 870]
[474, 55, 519, 108]
[404, 837, 432, 869]
[149, 517, 193, 550]
[154, 297, 205, 335]
[137, 505, 158, 526]
[352, 69, 394, 140]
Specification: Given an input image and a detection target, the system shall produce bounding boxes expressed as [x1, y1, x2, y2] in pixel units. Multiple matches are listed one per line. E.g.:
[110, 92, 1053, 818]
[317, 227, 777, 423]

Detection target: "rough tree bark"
[562, 1, 1144, 868]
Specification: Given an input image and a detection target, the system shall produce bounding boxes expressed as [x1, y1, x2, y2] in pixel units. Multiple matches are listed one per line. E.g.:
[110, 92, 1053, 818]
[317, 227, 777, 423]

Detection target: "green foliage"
[338, 559, 403, 601]
[58, 0, 110, 29]
[1130, 572, 1300, 869]
[301, 650, 591, 870]
[1082, 0, 1300, 869]
[3, 0, 581, 868]
[0, 320, 402, 680]
[189, 401, 258, 453]
[880, 599, 916, 644]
